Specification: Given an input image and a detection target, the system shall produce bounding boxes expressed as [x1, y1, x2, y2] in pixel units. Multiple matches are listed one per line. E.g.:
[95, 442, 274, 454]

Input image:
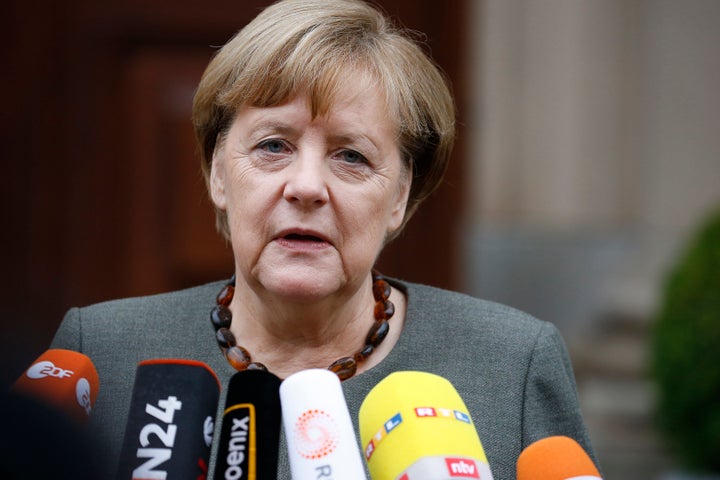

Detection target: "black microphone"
[116, 359, 220, 480]
[213, 369, 282, 480]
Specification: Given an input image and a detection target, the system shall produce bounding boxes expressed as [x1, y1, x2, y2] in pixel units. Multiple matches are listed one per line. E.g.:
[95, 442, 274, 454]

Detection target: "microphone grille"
[517, 436, 600, 480]
[12, 349, 99, 423]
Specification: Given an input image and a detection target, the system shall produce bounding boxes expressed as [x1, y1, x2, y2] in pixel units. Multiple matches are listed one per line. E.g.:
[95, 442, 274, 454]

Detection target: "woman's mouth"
[275, 231, 331, 250]
[283, 233, 325, 242]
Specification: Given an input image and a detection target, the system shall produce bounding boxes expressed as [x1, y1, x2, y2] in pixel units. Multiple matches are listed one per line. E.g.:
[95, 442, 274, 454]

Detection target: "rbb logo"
[445, 458, 480, 478]
[26, 360, 74, 379]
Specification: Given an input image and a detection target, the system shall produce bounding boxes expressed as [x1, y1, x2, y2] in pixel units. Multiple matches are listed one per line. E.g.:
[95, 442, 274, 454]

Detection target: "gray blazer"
[51, 278, 597, 479]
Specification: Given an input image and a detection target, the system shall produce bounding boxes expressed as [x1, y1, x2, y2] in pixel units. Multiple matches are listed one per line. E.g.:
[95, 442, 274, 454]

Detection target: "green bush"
[652, 208, 720, 472]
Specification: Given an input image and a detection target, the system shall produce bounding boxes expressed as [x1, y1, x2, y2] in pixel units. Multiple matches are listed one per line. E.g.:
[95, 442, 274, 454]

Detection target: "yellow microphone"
[359, 371, 493, 479]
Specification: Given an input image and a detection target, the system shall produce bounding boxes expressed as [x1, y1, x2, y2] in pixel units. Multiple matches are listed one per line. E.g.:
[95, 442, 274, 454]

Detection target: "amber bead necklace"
[210, 271, 395, 381]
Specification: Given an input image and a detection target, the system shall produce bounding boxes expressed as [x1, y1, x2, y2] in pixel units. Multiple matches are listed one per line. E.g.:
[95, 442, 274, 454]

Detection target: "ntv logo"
[26, 360, 74, 379]
[445, 458, 480, 479]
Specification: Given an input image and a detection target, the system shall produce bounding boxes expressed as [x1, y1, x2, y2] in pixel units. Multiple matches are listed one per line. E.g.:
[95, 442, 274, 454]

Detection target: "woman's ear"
[209, 144, 227, 210]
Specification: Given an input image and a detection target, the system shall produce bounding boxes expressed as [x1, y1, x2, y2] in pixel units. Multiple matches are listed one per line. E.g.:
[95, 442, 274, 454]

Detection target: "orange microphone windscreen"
[517, 436, 601, 480]
[12, 349, 99, 424]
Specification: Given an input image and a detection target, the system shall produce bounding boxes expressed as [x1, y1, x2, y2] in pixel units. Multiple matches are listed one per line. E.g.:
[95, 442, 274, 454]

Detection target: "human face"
[209, 84, 410, 303]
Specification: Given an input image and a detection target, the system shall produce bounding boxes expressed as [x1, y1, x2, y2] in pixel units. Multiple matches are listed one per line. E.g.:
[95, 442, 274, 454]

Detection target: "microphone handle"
[213, 369, 282, 480]
[116, 359, 220, 480]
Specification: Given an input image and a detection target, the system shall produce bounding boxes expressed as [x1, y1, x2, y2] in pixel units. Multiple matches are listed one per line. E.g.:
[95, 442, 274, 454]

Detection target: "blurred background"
[2, 0, 719, 478]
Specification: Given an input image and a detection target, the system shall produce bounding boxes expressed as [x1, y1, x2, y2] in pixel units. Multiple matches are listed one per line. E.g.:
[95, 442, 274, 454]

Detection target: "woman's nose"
[282, 154, 330, 207]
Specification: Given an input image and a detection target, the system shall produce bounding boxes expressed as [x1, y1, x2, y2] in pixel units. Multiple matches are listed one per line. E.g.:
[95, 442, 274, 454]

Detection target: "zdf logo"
[26, 360, 75, 379]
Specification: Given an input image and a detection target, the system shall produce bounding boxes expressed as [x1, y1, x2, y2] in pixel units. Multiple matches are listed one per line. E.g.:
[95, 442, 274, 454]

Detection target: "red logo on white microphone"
[293, 409, 339, 460]
[445, 458, 481, 478]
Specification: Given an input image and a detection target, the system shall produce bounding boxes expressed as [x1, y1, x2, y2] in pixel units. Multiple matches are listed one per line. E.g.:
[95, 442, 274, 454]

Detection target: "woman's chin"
[254, 268, 347, 304]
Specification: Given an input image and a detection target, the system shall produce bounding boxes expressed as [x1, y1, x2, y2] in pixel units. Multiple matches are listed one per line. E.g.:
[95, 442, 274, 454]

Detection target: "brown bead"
[353, 344, 374, 362]
[216, 327, 236, 349]
[210, 305, 232, 330]
[226, 345, 251, 371]
[328, 357, 357, 381]
[216, 284, 235, 307]
[372, 278, 391, 301]
[366, 320, 389, 347]
[374, 299, 395, 320]
[247, 362, 267, 371]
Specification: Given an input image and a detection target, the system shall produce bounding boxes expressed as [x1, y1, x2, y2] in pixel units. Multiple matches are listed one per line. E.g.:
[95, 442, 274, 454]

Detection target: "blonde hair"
[192, 0, 456, 238]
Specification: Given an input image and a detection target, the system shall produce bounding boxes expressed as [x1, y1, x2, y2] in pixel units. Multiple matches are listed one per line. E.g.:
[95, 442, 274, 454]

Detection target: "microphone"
[11, 348, 99, 424]
[517, 436, 601, 480]
[4, 349, 101, 479]
[279, 369, 366, 480]
[213, 369, 282, 480]
[359, 371, 493, 480]
[115, 359, 221, 480]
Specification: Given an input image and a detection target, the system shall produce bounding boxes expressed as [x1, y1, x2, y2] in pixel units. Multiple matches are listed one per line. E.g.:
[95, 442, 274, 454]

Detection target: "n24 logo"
[132, 396, 183, 480]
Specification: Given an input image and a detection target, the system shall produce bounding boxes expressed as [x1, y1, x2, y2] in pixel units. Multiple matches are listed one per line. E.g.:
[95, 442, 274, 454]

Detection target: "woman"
[51, 0, 597, 478]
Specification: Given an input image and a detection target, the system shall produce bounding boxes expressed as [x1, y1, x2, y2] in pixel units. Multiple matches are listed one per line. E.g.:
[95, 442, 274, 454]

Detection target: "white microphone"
[279, 369, 366, 480]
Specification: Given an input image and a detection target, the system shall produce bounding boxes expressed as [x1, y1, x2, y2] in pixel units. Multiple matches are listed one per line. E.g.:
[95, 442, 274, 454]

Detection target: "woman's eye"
[339, 150, 367, 164]
[258, 139, 287, 154]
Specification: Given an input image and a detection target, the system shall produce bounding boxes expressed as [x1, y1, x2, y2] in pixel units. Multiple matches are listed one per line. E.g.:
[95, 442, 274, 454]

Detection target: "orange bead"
[374, 300, 395, 320]
[216, 327, 236, 349]
[366, 320, 389, 347]
[210, 305, 232, 330]
[328, 357, 357, 381]
[216, 284, 235, 307]
[226, 346, 251, 371]
[354, 345, 374, 362]
[372, 278, 391, 301]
